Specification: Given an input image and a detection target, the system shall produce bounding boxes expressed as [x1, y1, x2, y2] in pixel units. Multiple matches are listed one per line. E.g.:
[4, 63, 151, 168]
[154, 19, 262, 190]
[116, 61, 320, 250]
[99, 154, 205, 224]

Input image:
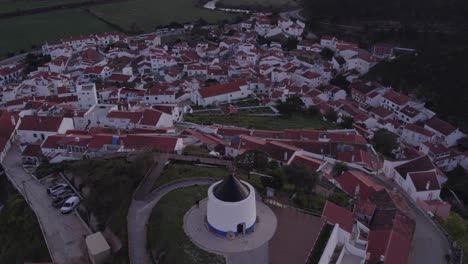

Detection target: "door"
[237, 223, 245, 235]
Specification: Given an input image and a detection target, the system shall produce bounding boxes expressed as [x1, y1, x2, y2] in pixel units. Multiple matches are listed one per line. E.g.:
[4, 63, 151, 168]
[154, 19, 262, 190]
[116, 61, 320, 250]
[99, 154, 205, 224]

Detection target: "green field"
[0, 0, 86, 14]
[185, 114, 338, 130]
[147, 186, 225, 264]
[0, 178, 51, 263]
[152, 162, 226, 189]
[89, 0, 236, 32]
[0, 9, 113, 55]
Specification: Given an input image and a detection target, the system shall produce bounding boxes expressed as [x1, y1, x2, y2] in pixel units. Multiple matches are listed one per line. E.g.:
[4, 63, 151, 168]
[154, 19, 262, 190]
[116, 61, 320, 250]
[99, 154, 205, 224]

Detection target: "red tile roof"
[198, 80, 246, 98]
[22, 142, 43, 157]
[403, 124, 434, 137]
[107, 111, 143, 123]
[0, 111, 16, 152]
[383, 91, 410, 106]
[407, 171, 440, 192]
[290, 155, 322, 172]
[18, 116, 64, 132]
[139, 109, 163, 126]
[336, 170, 384, 200]
[425, 117, 457, 136]
[337, 149, 372, 167]
[123, 134, 179, 151]
[394, 155, 435, 179]
[371, 106, 393, 119]
[321, 201, 354, 233]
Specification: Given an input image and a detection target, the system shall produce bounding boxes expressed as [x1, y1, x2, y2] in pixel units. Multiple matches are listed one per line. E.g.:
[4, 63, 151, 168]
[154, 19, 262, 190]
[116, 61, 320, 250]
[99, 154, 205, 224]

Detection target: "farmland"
[88, 0, 236, 32]
[0, 9, 113, 55]
[0, 0, 86, 14]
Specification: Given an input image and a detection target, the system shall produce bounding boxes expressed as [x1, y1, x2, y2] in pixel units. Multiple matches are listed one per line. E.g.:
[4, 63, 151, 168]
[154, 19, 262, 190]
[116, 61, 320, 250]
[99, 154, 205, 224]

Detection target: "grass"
[152, 162, 227, 189]
[236, 107, 276, 114]
[147, 185, 225, 264]
[0, 177, 51, 263]
[184, 114, 338, 130]
[0, 9, 114, 55]
[152, 161, 264, 193]
[65, 153, 154, 263]
[89, 0, 237, 32]
[437, 212, 468, 264]
[0, 0, 86, 14]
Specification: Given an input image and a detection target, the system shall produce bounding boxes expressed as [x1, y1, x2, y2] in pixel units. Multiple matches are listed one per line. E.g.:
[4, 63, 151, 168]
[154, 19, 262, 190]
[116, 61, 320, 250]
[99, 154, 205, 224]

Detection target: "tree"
[442, 213, 467, 240]
[320, 47, 334, 61]
[306, 106, 320, 116]
[373, 129, 399, 156]
[330, 75, 350, 92]
[331, 161, 349, 177]
[341, 116, 354, 128]
[276, 96, 305, 116]
[324, 109, 338, 122]
[284, 164, 318, 193]
[235, 150, 269, 172]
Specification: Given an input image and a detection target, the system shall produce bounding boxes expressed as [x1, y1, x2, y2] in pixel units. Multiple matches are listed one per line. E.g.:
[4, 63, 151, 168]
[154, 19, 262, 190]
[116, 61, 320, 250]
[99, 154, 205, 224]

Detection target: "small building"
[85, 232, 111, 264]
[206, 175, 256, 237]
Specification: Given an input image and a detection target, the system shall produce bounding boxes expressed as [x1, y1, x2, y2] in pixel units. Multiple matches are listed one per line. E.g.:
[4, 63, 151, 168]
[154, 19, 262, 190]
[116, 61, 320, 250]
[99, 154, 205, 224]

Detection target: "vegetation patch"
[64, 153, 153, 263]
[88, 0, 236, 32]
[0, 177, 51, 263]
[0, 9, 114, 56]
[152, 162, 226, 189]
[184, 114, 337, 130]
[147, 185, 225, 264]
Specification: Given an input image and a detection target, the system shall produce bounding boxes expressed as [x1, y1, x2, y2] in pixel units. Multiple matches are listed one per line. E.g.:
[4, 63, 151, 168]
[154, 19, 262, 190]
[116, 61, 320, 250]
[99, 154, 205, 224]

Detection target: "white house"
[136, 109, 173, 129]
[406, 171, 441, 201]
[17, 116, 74, 143]
[400, 124, 436, 147]
[76, 83, 98, 109]
[191, 81, 251, 106]
[424, 117, 465, 147]
[383, 155, 447, 192]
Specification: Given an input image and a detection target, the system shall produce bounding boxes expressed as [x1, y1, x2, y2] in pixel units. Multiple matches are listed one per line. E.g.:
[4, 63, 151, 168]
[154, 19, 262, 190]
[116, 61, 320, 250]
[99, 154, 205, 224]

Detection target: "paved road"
[371, 172, 451, 264]
[127, 178, 217, 264]
[281, 9, 305, 22]
[1, 144, 90, 264]
[0, 50, 40, 65]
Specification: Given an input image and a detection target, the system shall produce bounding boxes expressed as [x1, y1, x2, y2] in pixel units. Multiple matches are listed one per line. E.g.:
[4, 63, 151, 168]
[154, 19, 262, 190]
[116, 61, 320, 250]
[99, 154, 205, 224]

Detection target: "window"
[33, 133, 37, 138]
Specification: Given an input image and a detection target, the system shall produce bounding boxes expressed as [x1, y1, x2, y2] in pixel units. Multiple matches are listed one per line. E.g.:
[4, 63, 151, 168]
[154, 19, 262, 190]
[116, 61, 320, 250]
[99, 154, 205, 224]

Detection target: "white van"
[60, 196, 80, 214]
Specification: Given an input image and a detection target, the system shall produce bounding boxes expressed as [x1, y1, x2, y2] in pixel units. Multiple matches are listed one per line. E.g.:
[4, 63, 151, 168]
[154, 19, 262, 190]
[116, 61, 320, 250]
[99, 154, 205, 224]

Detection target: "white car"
[60, 196, 80, 214]
[47, 183, 67, 195]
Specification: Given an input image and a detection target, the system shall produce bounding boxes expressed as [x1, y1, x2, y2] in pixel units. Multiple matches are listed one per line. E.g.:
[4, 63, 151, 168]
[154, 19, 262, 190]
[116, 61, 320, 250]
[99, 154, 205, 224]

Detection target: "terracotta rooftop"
[321, 201, 354, 233]
[425, 117, 457, 136]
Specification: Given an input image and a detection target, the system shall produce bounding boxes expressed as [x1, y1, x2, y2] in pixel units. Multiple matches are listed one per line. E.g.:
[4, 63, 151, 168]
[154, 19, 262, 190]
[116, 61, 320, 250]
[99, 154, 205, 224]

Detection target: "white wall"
[207, 181, 256, 233]
[318, 224, 340, 264]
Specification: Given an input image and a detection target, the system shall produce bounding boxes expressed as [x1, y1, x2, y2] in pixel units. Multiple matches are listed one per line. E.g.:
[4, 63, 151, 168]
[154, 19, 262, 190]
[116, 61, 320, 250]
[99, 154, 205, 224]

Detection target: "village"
[1, 11, 468, 264]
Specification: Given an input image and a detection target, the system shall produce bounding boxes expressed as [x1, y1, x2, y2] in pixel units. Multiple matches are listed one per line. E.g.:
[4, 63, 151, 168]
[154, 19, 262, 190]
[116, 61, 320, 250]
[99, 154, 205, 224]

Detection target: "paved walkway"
[127, 178, 218, 264]
[184, 199, 276, 254]
[371, 172, 451, 264]
[1, 144, 90, 264]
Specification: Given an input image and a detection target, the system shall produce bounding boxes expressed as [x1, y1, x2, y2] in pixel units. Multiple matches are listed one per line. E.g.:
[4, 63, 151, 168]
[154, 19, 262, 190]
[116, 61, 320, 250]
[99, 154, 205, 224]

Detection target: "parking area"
[41, 174, 82, 214]
[2, 144, 90, 264]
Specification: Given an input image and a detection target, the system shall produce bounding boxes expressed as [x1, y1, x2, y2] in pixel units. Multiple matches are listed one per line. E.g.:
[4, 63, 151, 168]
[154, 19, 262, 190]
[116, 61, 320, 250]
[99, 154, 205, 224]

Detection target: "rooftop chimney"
[426, 181, 431, 190]
[10, 116, 16, 126]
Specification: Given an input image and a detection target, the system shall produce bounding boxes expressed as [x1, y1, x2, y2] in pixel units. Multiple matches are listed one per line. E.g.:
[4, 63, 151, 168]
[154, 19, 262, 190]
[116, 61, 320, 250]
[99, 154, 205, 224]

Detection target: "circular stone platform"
[183, 198, 277, 254]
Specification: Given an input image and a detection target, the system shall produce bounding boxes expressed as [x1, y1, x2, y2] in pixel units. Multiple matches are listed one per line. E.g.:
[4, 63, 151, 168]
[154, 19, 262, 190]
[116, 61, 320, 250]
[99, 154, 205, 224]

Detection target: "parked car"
[47, 183, 68, 195]
[52, 193, 74, 208]
[51, 191, 74, 203]
[60, 196, 80, 214]
[50, 186, 72, 197]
